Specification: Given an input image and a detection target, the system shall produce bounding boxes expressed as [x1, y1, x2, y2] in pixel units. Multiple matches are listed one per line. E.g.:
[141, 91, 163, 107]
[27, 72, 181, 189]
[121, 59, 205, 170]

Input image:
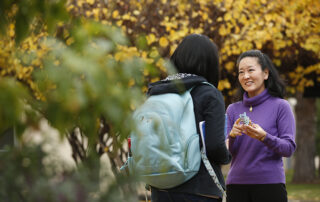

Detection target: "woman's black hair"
[235, 50, 286, 99]
[170, 34, 220, 87]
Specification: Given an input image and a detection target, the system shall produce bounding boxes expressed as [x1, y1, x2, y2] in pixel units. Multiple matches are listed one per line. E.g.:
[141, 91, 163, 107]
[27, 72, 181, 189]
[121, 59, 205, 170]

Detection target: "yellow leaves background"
[0, 23, 48, 100]
[1, 0, 320, 100]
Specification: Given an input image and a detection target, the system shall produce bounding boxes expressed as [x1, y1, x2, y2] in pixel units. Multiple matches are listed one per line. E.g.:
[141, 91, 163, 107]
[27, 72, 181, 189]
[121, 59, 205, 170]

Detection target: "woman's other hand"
[229, 118, 243, 138]
[243, 123, 267, 141]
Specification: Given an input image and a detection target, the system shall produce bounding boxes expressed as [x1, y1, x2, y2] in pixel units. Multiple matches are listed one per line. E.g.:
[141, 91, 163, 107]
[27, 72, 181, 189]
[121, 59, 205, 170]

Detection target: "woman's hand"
[229, 118, 243, 138]
[243, 123, 267, 141]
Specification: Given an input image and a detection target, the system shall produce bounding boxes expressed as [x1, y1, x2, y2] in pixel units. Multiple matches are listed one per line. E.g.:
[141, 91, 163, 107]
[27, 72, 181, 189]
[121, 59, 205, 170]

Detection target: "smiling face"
[238, 57, 269, 98]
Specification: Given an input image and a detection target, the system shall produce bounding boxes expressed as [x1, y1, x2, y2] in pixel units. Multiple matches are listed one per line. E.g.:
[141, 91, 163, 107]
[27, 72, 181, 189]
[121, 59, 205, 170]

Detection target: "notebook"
[199, 114, 228, 154]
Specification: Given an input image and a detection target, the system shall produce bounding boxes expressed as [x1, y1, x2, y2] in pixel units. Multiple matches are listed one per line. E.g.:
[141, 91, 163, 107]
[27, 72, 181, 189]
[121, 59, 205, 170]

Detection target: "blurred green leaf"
[0, 78, 29, 135]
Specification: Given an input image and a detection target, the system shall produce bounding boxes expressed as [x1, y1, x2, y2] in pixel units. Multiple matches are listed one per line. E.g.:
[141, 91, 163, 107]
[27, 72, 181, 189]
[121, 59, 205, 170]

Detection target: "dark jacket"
[148, 74, 232, 198]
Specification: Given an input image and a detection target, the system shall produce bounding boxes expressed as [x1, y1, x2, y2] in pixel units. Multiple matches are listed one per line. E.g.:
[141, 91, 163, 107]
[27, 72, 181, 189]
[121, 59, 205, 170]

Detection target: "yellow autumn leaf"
[67, 4, 74, 11]
[86, 0, 94, 5]
[149, 49, 159, 58]
[273, 59, 281, 66]
[159, 37, 169, 47]
[128, 79, 135, 87]
[233, 11, 240, 19]
[265, 14, 272, 22]
[146, 34, 156, 45]
[9, 23, 15, 37]
[66, 37, 74, 45]
[102, 8, 108, 15]
[143, 68, 149, 76]
[122, 14, 131, 20]
[224, 80, 231, 89]
[92, 8, 100, 19]
[169, 29, 179, 41]
[219, 25, 228, 36]
[225, 61, 235, 72]
[139, 51, 146, 59]
[54, 60, 60, 66]
[114, 52, 122, 61]
[261, 0, 267, 4]
[145, 58, 154, 64]
[218, 79, 231, 90]
[112, 10, 119, 18]
[202, 13, 208, 20]
[170, 44, 178, 55]
[224, 12, 232, 21]
[151, 77, 160, 83]
[133, 10, 140, 15]
[142, 86, 148, 93]
[218, 82, 223, 91]
[255, 41, 262, 49]
[116, 20, 122, 26]
[130, 103, 136, 111]
[85, 11, 91, 17]
[192, 12, 199, 18]
[305, 79, 314, 87]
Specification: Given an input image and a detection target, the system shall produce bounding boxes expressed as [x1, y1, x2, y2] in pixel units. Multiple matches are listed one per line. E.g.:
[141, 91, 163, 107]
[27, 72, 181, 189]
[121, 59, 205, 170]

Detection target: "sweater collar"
[243, 89, 271, 107]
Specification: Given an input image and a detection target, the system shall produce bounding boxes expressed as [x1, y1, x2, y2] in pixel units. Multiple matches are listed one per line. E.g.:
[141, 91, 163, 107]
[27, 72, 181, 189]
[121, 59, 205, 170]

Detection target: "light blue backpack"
[127, 87, 199, 189]
[124, 82, 225, 195]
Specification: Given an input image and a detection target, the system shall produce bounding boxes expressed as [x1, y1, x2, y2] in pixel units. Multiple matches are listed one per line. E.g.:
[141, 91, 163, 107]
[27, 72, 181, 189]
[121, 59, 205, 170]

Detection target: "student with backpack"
[130, 34, 232, 202]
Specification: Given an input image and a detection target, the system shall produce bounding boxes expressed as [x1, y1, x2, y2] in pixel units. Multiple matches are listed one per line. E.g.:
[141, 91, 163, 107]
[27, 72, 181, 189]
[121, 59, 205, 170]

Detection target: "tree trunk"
[292, 93, 317, 183]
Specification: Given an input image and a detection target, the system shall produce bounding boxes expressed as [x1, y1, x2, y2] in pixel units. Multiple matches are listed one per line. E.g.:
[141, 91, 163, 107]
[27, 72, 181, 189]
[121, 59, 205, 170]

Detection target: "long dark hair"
[170, 34, 220, 87]
[235, 50, 286, 100]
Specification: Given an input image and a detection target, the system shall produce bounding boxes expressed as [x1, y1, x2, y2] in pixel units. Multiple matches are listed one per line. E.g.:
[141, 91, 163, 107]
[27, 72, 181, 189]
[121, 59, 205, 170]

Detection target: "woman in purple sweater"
[226, 50, 296, 202]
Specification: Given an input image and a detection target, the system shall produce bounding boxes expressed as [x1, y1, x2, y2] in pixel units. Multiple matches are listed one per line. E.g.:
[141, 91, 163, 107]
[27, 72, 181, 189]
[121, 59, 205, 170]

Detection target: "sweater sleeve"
[203, 89, 232, 165]
[263, 100, 296, 157]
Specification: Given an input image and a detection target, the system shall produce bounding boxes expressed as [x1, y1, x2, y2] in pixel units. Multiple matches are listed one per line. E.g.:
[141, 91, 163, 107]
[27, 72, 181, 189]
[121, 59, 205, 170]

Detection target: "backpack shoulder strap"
[189, 81, 215, 94]
[201, 81, 214, 87]
[195, 81, 226, 199]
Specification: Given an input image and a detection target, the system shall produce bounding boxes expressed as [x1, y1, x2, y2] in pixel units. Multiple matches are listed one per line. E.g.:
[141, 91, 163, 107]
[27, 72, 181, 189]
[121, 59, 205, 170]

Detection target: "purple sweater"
[226, 90, 296, 184]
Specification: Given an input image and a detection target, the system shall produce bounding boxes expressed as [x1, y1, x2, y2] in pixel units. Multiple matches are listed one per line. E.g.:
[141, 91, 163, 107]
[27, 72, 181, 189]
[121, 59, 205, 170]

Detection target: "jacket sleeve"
[203, 89, 232, 165]
[226, 105, 237, 155]
[262, 100, 296, 157]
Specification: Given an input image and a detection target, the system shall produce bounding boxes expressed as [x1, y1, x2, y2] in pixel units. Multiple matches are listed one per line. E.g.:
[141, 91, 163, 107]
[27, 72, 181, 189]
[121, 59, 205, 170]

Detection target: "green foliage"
[0, 1, 155, 200]
[32, 21, 145, 145]
[0, 145, 139, 202]
[0, 79, 24, 132]
[0, 78, 38, 135]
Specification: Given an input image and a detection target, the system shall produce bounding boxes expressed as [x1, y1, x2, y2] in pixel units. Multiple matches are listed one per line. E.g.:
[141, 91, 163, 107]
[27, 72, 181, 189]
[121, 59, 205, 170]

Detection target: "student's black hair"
[170, 34, 220, 87]
[235, 50, 286, 100]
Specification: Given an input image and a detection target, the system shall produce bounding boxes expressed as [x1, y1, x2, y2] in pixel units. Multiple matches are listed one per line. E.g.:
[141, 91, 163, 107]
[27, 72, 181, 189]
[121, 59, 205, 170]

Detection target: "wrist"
[259, 133, 267, 141]
[229, 133, 236, 139]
